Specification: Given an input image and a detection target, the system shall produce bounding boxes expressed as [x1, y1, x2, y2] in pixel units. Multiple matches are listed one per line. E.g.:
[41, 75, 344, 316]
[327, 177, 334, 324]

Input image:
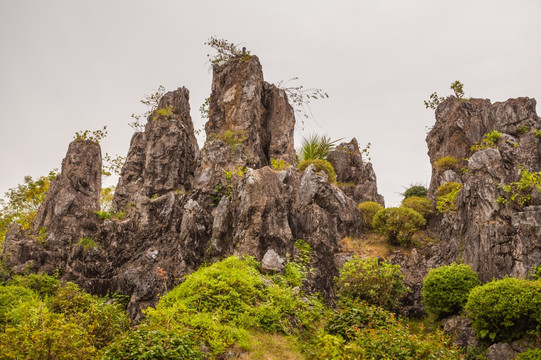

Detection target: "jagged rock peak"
[327, 138, 385, 206]
[113, 87, 200, 210]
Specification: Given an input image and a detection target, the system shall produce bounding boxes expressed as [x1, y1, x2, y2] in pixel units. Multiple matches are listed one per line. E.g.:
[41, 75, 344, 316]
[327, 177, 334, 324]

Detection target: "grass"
[237, 331, 305, 360]
[338, 233, 389, 259]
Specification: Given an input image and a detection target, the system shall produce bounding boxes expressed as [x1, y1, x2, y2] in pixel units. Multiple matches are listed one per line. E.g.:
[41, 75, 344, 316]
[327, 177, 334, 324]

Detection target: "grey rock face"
[114, 87, 199, 210]
[327, 138, 384, 206]
[424, 97, 541, 282]
[261, 249, 285, 273]
[487, 343, 517, 360]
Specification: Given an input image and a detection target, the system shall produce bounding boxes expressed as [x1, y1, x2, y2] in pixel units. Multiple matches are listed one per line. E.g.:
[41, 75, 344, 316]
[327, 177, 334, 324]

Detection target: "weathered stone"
[114, 87, 199, 210]
[442, 315, 478, 350]
[327, 138, 384, 206]
[487, 342, 517, 360]
[261, 249, 285, 273]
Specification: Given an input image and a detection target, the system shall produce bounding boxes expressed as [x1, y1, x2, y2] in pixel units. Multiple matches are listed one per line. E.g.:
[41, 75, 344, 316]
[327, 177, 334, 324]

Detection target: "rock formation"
[1, 55, 377, 319]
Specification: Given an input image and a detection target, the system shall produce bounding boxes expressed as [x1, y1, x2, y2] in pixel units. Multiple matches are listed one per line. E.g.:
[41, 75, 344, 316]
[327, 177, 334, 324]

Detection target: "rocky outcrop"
[113, 87, 199, 210]
[1, 55, 377, 319]
[2, 139, 102, 274]
[327, 138, 384, 206]
[425, 96, 541, 282]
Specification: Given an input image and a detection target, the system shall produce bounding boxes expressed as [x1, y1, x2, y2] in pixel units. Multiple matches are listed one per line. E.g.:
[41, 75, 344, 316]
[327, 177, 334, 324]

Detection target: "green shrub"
[403, 184, 428, 199]
[422, 263, 481, 319]
[102, 325, 202, 360]
[0, 302, 97, 359]
[147, 255, 323, 356]
[8, 273, 60, 299]
[372, 207, 426, 246]
[436, 182, 462, 213]
[532, 128, 541, 139]
[335, 257, 406, 309]
[77, 237, 99, 252]
[270, 158, 290, 171]
[497, 165, 541, 206]
[154, 105, 173, 119]
[465, 277, 541, 342]
[0, 285, 38, 324]
[434, 156, 460, 173]
[210, 130, 246, 148]
[315, 322, 461, 359]
[325, 299, 397, 340]
[471, 130, 502, 152]
[357, 201, 383, 229]
[401, 196, 433, 218]
[518, 125, 530, 134]
[94, 210, 112, 220]
[298, 159, 337, 184]
[516, 348, 541, 360]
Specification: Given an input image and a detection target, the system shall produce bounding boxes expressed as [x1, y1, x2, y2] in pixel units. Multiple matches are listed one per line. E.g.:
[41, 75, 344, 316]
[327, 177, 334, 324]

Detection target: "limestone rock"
[327, 138, 384, 205]
[487, 343, 517, 360]
[261, 249, 285, 273]
[441, 316, 478, 350]
[114, 87, 199, 210]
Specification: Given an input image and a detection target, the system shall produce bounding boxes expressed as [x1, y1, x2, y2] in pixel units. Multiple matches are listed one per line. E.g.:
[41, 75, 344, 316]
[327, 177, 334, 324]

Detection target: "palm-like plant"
[297, 134, 340, 162]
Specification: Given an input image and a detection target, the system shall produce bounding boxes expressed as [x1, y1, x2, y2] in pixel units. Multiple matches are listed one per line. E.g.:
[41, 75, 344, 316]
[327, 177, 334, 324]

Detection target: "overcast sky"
[1, 0, 540, 206]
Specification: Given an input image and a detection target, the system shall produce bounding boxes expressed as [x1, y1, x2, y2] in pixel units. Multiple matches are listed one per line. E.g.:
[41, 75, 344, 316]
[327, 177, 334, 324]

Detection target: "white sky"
[1, 0, 540, 206]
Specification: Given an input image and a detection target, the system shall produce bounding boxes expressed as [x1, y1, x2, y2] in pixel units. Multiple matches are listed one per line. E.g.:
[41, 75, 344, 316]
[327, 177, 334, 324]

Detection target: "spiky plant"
[297, 134, 340, 163]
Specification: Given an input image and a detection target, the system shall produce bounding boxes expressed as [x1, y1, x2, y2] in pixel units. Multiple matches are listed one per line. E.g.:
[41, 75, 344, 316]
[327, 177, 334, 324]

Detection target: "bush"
[434, 156, 460, 173]
[315, 322, 461, 360]
[270, 158, 290, 171]
[372, 207, 426, 246]
[335, 257, 406, 309]
[102, 325, 202, 360]
[325, 299, 397, 340]
[465, 277, 541, 342]
[403, 184, 428, 199]
[422, 263, 481, 319]
[357, 201, 383, 229]
[0, 285, 38, 324]
[401, 196, 433, 218]
[516, 348, 541, 360]
[470, 130, 502, 152]
[298, 159, 337, 183]
[8, 273, 60, 299]
[436, 182, 462, 213]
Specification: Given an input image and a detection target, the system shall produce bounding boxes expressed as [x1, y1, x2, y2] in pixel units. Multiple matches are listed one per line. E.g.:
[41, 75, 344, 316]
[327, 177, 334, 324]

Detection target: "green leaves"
[372, 207, 426, 246]
[297, 133, 338, 162]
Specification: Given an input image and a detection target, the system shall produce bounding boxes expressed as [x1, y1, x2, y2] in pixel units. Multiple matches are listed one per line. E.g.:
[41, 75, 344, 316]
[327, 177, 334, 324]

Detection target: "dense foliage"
[434, 156, 460, 173]
[357, 201, 383, 229]
[403, 184, 429, 199]
[372, 207, 426, 246]
[436, 182, 462, 213]
[464, 277, 541, 342]
[0, 274, 130, 359]
[297, 134, 338, 162]
[335, 257, 406, 309]
[402, 196, 433, 218]
[422, 263, 481, 319]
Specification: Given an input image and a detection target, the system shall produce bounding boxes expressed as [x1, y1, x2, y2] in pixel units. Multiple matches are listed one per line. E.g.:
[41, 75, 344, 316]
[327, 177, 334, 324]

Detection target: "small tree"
[372, 207, 426, 246]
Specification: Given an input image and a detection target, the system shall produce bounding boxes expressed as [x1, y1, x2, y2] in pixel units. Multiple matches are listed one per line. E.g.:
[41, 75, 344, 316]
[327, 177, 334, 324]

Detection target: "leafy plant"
[516, 348, 541, 360]
[77, 237, 99, 252]
[424, 92, 445, 110]
[434, 156, 460, 173]
[270, 158, 290, 171]
[73, 126, 108, 144]
[497, 165, 541, 206]
[94, 210, 112, 220]
[297, 134, 339, 162]
[518, 125, 530, 134]
[465, 277, 541, 342]
[298, 159, 337, 184]
[372, 207, 426, 246]
[532, 128, 541, 139]
[102, 325, 202, 360]
[357, 201, 383, 229]
[199, 96, 210, 119]
[450, 80, 465, 99]
[403, 184, 428, 199]
[335, 257, 407, 309]
[424, 81, 467, 110]
[422, 263, 481, 319]
[470, 130, 502, 152]
[8, 273, 60, 299]
[401, 196, 433, 218]
[129, 85, 166, 131]
[154, 105, 173, 119]
[436, 182, 462, 213]
[205, 36, 251, 65]
[276, 77, 329, 127]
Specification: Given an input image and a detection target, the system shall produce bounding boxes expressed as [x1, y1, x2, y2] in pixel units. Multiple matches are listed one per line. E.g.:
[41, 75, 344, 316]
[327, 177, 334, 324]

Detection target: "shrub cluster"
[434, 156, 460, 173]
[372, 207, 426, 246]
[465, 277, 541, 343]
[470, 130, 502, 152]
[403, 184, 428, 199]
[335, 257, 406, 309]
[422, 263, 481, 319]
[401, 196, 433, 218]
[357, 201, 383, 229]
[298, 159, 337, 183]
